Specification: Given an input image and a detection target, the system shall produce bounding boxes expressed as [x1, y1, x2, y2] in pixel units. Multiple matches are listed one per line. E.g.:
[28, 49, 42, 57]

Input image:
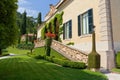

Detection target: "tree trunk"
[30, 49, 33, 54]
[0, 49, 2, 55]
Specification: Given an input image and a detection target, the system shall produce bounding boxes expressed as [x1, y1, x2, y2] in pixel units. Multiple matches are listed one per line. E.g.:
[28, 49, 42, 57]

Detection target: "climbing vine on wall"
[41, 11, 64, 40]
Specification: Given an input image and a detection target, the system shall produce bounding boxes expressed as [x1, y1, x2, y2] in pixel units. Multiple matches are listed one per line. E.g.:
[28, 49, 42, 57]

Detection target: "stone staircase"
[34, 40, 88, 64]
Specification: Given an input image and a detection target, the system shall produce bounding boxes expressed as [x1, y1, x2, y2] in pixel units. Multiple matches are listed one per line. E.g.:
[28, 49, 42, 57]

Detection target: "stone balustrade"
[51, 40, 88, 63]
[34, 40, 88, 63]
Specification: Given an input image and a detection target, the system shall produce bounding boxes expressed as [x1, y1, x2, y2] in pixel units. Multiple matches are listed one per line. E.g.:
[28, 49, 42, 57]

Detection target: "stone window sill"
[80, 34, 92, 38]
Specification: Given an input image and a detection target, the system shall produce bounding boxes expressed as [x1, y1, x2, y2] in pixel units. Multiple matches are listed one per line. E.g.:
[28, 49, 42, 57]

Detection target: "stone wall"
[35, 40, 88, 64]
[34, 40, 45, 48]
[51, 40, 88, 63]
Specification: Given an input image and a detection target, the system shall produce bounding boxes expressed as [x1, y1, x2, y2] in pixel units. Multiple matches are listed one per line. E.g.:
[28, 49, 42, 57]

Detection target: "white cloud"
[17, 7, 25, 13]
[17, 7, 39, 18]
[17, 0, 39, 18]
[18, 0, 30, 4]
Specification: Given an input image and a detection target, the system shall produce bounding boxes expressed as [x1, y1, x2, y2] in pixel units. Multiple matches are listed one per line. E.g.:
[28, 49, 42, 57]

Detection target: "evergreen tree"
[21, 11, 27, 35]
[0, 0, 18, 55]
[26, 17, 36, 33]
[37, 12, 42, 25]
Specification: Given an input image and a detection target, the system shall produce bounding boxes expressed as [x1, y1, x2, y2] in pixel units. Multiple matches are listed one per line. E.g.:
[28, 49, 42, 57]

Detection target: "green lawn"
[112, 68, 120, 74]
[3, 47, 29, 55]
[33, 47, 67, 59]
[0, 56, 107, 80]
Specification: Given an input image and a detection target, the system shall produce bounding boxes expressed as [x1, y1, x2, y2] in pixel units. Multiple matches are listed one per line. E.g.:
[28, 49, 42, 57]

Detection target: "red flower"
[46, 32, 56, 38]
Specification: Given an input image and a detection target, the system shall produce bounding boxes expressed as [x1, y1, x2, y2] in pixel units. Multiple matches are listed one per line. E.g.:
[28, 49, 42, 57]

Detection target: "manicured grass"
[0, 56, 107, 80]
[112, 68, 120, 74]
[3, 47, 29, 55]
[33, 47, 67, 59]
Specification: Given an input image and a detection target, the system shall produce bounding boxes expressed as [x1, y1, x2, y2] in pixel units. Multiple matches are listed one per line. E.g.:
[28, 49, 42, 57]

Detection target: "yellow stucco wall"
[110, 0, 120, 51]
[57, 0, 106, 52]
[60, 0, 100, 44]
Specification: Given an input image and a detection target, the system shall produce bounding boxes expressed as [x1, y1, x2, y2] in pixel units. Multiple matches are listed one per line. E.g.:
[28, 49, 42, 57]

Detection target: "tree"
[21, 11, 27, 35]
[0, 0, 18, 55]
[37, 12, 42, 25]
[26, 17, 36, 33]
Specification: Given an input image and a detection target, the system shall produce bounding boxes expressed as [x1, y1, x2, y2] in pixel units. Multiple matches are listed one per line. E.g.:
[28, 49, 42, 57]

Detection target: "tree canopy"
[21, 11, 27, 35]
[37, 12, 42, 25]
[16, 12, 37, 34]
[0, 0, 18, 55]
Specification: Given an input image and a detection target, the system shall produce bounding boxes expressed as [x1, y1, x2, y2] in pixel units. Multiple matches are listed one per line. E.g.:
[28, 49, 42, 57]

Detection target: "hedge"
[17, 44, 34, 50]
[116, 52, 120, 68]
[88, 51, 100, 69]
[33, 54, 86, 69]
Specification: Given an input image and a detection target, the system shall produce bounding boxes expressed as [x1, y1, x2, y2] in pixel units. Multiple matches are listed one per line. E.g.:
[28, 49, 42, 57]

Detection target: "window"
[78, 9, 93, 36]
[63, 20, 72, 39]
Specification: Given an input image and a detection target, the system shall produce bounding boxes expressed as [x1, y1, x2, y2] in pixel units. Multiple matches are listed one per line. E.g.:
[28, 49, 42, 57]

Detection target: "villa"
[37, 0, 120, 69]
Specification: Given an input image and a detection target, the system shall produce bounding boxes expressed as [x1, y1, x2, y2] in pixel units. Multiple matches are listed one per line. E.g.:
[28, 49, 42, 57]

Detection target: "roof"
[37, 0, 68, 29]
[55, 0, 66, 9]
[44, 0, 67, 21]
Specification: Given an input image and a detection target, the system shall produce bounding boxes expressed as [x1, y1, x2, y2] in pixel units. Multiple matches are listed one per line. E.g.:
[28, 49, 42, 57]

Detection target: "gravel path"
[0, 56, 10, 59]
[0, 53, 16, 59]
[105, 73, 120, 80]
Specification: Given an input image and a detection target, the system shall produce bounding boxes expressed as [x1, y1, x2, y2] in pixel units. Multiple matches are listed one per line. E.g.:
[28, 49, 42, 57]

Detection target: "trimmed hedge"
[66, 42, 74, 45]
[116, 52, 120, 68]
[45, 38, 52, 56]
[33, 55, 86, 69]
[88, 51, 100, 69]
[17, 44, 34, 50]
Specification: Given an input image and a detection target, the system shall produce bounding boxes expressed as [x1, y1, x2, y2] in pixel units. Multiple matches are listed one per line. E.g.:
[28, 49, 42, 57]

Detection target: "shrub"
[52, 58, 64, 65]
[66, 42, 74, 45]
[88, 51, 100, 69]
[30, 54, 86, 69]
[116, 52, 120, 68]
[2, 49, 8, 52]
[65, 61, 84, 69]
[2, 53, 10, 56]
[17, 44, 34, 50]
[52, 58, 86, 69]
[45, 56, 54, 62]
[34, 55, 44, 59]
[45, 38, 52, 56]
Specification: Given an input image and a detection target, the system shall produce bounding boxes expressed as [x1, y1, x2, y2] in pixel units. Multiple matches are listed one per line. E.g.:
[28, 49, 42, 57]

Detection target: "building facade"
[37, 0, 120, 69]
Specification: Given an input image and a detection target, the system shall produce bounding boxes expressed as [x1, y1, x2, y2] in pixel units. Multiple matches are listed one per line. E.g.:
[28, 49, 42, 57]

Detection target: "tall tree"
[21, 11, 27, 35]
[37, 12, 42, 25]
[0, 0, 18, 55]
[27, 17, 36, 33]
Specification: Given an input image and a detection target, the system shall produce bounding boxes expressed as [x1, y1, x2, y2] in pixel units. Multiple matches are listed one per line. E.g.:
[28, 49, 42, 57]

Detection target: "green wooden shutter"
[88, 9, 93, 33]
[69, 20, 72, 38]
[63, 23, 65, 40]
[78, 15, 81, 36]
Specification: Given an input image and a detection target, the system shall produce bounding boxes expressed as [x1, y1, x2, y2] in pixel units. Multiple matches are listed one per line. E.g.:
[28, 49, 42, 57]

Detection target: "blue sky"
[17, 0, 59, 21]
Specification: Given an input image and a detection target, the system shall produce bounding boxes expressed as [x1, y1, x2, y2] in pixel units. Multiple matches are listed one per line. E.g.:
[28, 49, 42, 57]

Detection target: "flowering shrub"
[45, 32, 56, 38]
[45, 32, 56, 56]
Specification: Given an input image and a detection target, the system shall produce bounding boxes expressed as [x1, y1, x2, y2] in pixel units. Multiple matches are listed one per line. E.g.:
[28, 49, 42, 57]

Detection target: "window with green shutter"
[78, 9, 93, 36]
[63, 20, 72, 39]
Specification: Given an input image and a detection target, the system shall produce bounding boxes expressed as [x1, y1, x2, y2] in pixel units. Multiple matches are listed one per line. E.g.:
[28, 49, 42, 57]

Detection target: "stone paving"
[105, 73, 120, 80]
[0, 53, 15, 59]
